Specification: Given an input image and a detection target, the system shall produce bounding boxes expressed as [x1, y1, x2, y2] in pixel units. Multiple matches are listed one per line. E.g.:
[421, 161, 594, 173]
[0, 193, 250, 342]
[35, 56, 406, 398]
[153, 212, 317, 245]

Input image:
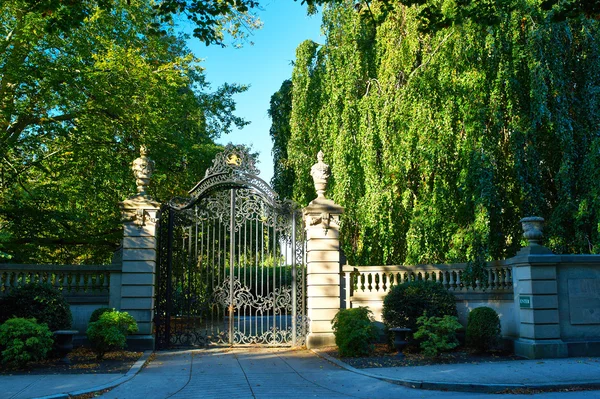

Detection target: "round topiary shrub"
[382, 280, 457, 334]
[89, 307, 113, 323]
[0, 283, 72, 332]
[466, 306, 501, 352]
[0, 317, 54, 368]
[332, 307, 378, 357]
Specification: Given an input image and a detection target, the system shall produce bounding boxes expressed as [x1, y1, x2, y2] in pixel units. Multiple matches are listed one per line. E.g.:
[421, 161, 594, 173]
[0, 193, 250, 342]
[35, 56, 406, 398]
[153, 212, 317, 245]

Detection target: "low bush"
[382, 280, 457, 335]
[413, 312, 463, 357]
[466, 307, 501, 352]
[89, 307, 113, 323]
[87, 310, 138, 360]
[332, 307, 378, 357]
[0, 283, 72, 332]
[0, 318, 54, 368]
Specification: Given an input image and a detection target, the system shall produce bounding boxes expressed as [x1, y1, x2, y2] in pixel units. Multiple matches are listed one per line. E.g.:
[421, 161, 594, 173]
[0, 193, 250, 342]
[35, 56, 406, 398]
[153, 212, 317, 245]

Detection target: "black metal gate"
[155, 146, 306, 349]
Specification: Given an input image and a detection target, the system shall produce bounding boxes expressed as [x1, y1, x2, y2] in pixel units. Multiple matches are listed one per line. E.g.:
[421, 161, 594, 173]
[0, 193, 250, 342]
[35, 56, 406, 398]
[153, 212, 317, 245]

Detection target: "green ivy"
[274, 0, 600, 271]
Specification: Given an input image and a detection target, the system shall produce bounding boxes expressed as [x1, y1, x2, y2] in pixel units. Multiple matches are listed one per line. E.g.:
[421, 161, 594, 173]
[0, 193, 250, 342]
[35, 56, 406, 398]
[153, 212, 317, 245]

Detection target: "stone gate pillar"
[303, 151, 344, 348]
[118, 146, 160, 350]
[509, 217, 567, 359]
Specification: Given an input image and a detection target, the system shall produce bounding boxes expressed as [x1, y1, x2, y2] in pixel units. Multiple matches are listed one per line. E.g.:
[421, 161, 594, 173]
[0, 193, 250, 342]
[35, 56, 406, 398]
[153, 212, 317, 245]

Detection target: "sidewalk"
[3, 351, 152, 399]
[315, 350, 600, 393]
[2, 348, 600, 399]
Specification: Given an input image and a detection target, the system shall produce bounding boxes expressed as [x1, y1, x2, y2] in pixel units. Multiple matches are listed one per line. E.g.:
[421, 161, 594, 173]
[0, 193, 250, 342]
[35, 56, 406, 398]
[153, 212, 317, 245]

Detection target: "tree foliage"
[0, 0, 247, 263]
[269, 79, 295, 199]
[278, 0, 600, 266]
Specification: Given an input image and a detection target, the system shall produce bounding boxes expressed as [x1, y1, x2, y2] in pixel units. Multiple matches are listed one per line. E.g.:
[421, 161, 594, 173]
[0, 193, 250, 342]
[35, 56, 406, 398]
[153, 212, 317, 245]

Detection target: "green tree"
[0, 0, 247, 263]
[281, 0, 600, 269]
[268, 79, 295, 199]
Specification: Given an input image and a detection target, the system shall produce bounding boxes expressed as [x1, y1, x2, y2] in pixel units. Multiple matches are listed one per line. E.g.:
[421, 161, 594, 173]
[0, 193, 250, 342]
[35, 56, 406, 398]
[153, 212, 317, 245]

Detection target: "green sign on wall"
[519, 296, 531, 309]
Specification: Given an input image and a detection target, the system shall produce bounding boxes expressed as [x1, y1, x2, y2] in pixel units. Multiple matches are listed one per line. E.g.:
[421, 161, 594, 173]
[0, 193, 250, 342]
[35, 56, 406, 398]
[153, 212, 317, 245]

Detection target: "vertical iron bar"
[187, 226, 192, 330]
[229, 189, 236, 345]
[272, 210, 277, 343]
[165, 208, 174, 348]
[291, 210, 297, 347]
[255, 218, 258, 337]
[261, 219, 264, 337]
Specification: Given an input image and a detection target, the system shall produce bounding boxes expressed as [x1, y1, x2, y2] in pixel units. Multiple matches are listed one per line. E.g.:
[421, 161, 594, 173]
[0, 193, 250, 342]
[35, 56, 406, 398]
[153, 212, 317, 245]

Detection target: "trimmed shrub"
[0, 318, 54, 368]
[0, 283, 72, 332]
[87, 310, 138, 360]
[382, 280, 457, 334]
[332, 307, 378, 357]
[413, 312, 463, 357]
[466, 307, 501, 352]
[89, 307, 113, 323]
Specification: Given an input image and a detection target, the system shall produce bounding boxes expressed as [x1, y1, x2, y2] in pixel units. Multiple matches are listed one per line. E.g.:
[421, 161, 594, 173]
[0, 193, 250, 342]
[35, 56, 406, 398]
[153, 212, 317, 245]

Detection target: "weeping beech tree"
[274, 0, 600, 272]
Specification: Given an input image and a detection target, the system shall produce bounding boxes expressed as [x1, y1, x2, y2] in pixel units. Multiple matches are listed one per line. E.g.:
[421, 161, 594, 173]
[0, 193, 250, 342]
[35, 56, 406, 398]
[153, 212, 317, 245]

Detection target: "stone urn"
[520, 216, 545, 245]
[310, 150, 331, 199]
[389, 327, 411, 355]
[53, 330, 79, 365]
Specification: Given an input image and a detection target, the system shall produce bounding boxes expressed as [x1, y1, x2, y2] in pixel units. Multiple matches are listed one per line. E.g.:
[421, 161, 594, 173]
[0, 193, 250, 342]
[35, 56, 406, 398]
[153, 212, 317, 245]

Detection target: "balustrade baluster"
[367, 273, 373, 292]
[77, 273, 84, 292]
[441, 271, 447, 289]
[103, 272, 109, 292]
[382, 273, 388, 291]
[375, 272, 380, 292]
[456, 271, 462, 290]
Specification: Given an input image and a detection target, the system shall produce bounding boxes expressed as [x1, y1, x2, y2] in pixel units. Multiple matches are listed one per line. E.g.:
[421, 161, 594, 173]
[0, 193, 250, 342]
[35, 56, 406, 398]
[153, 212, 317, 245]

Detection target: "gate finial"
[132, 145, 155, 198]
[310, 150, 330, 199]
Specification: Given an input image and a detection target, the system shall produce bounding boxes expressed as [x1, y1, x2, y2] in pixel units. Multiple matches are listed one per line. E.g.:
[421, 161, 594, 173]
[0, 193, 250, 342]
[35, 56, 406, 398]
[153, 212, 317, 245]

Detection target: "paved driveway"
[98, 348, 600, 399]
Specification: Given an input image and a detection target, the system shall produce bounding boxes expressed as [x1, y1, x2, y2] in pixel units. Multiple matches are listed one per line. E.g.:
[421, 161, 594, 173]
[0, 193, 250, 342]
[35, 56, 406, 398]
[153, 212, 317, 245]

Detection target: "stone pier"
[303, 151, 344, 348]
[118, 146, 160, 350]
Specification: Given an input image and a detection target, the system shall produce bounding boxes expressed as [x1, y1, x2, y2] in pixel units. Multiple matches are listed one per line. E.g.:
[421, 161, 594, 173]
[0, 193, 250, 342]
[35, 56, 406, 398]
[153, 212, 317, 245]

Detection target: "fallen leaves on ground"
[0, 346, 142, 375]
[324, 344, 521, 369]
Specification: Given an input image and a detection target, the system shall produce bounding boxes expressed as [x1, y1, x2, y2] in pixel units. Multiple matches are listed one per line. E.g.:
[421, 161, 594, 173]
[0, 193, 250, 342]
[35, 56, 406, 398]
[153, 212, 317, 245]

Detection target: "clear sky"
[186, 2, 324, 184]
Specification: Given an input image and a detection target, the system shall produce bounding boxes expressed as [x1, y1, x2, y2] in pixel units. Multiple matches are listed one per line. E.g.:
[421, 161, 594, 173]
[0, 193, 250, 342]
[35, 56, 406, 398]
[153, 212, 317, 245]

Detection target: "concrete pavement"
[2, 348, 600, 399]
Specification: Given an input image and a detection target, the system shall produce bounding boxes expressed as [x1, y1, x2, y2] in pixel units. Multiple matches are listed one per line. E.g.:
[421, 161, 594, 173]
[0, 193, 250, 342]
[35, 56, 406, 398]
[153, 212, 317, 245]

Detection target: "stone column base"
[306, 332, 336, 349]
[126, 335, 155, 351]
[514, 339, 568, 359]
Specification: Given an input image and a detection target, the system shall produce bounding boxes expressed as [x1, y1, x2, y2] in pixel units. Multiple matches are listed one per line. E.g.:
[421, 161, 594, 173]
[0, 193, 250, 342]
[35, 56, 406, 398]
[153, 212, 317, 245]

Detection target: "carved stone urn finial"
[520, 216, 545, 246]
[310, 150, 331, 199]
[132, 145, 155, 197]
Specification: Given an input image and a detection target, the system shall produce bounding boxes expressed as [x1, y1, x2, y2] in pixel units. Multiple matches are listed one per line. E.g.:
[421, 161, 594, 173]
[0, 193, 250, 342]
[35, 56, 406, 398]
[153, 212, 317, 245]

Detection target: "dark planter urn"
[53, 330, 79, 365]
[389, 327, 411, 355]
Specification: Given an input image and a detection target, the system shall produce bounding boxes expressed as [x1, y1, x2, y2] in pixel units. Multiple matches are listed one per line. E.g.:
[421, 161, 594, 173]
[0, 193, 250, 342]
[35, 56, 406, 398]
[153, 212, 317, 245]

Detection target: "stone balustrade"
[342, 262, 515, 329]
[343, 262, 513, 297]
[0, 264, 121, 297]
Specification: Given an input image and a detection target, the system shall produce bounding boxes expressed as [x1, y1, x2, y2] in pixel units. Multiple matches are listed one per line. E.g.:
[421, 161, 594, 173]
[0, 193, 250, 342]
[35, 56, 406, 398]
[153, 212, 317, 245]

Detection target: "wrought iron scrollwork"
[154, 145, 307, 350]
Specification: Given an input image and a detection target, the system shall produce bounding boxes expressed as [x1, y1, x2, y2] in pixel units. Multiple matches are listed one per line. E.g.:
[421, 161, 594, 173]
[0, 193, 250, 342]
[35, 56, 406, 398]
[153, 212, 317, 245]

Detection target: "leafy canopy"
[0, 0, 247, 263]
[275, 0, 600, 271]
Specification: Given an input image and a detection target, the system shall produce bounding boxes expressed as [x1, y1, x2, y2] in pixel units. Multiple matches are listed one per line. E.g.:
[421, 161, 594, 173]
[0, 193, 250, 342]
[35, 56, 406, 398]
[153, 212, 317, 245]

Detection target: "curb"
[311, 349, 600, 393]
[33, 350, 154, 399]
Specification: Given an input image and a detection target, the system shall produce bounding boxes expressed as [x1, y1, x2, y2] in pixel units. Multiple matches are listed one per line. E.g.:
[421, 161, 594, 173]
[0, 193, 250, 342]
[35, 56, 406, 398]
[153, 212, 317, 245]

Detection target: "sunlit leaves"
[280, 0, 600, 268]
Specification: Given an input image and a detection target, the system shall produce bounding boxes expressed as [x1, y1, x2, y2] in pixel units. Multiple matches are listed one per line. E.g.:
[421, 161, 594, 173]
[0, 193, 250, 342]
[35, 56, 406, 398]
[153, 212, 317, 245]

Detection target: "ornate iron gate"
[155, 146, 306, 349]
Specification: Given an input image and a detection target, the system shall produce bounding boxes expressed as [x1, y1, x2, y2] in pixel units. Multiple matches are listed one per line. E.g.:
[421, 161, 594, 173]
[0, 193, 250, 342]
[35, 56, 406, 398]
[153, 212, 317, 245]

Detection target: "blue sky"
[186, 2, 324, 184]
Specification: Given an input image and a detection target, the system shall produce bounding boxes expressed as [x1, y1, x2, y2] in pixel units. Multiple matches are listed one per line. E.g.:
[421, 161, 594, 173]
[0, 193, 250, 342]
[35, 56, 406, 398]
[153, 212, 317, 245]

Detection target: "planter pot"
[53, 330, 79, 365]
[389, 327, 411, 355]
[520, 216, 545, 245]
